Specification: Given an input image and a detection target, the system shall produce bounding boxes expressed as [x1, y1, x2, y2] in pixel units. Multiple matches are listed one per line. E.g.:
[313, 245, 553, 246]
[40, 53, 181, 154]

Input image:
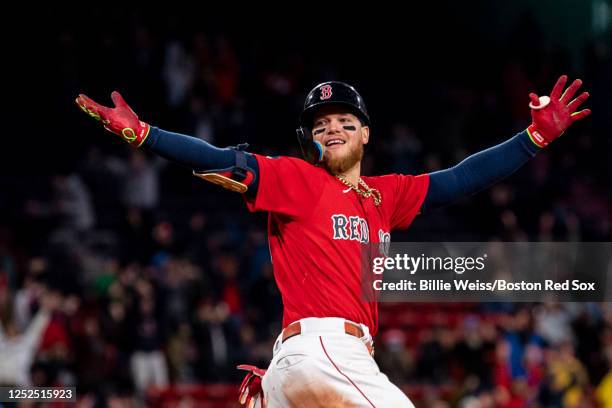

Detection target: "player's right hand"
[237, 364, 266, 408]
[75, 91, 151, 147]
[527, 75, 591, 148]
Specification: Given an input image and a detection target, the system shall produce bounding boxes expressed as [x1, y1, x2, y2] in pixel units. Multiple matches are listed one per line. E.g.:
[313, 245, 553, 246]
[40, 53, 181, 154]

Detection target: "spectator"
[543, 342, 590, 408]
[166, 321, 198, 383]
[163, 40, 195, 108]
[106, 151, 164, 211]
[596, 342, 612, 408]
[25, 173, 96, 238]
[0, 290, 59, 385]
[129, 292, 168, 395]
[535, 303, 574, 347]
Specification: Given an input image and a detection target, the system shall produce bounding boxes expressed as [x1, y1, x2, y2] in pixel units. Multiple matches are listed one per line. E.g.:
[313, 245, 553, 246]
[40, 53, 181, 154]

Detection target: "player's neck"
[339, 164, 361, 186]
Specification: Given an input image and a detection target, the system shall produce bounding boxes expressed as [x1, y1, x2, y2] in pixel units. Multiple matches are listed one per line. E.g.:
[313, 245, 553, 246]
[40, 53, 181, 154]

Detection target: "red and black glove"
[237, 364, 266, 408]
[75, 91, 151, 147]
[527, 74, 591, 148]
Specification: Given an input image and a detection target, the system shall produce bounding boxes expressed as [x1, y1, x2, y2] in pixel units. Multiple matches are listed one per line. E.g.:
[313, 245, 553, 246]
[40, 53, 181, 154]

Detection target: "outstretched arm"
[75, 92, 259, 195]
[422, 75, 590, 211]
[423, 131, 537, 211]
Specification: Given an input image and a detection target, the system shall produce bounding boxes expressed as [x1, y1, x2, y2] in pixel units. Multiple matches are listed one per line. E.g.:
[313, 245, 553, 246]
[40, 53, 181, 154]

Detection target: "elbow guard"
[193, 143, 256, 193]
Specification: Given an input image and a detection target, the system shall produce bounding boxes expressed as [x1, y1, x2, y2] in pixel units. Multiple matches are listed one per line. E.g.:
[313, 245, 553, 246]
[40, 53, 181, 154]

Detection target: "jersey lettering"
[331, 215, 350, 240]
[349, 216, 361, 241]
[332, 214, 370, 243]
[378, 229, 391, 256]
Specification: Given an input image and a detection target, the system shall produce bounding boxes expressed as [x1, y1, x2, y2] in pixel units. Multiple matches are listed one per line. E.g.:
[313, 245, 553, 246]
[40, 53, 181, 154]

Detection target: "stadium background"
[1, 2, 611, 406]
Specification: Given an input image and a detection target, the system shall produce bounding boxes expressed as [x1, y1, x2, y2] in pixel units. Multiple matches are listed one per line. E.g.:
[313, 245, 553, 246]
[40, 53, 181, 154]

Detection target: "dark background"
[0, 2, 611, 406]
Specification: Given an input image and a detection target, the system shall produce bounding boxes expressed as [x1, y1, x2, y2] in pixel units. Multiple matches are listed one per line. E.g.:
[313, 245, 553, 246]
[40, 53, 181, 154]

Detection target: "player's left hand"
[237, 364, 266, 408]
[75, 91, 151, 147]
[527, 75, 591, 148]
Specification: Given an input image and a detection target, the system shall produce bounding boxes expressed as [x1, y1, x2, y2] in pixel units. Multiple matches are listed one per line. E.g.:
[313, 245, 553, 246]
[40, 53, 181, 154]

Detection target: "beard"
[321, 142, 364, 175]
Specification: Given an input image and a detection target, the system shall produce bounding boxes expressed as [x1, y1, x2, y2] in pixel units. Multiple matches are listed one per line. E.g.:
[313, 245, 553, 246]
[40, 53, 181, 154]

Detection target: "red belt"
[282, 320, 374, 356]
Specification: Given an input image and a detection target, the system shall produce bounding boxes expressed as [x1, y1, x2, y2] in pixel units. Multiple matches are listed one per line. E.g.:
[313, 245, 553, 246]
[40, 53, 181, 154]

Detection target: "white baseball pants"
[260, 317, 415, 408]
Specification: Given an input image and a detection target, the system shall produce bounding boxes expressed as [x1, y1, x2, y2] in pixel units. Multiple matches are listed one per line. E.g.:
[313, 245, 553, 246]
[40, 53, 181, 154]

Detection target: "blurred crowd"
[1, 6, 611, 407]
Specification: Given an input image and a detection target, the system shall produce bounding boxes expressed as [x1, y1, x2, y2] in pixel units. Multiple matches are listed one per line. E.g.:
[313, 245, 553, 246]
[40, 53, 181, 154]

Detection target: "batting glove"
[237, 364, 266, 408]
[527, 74, 591, 148]
[75, 91, 151, 147]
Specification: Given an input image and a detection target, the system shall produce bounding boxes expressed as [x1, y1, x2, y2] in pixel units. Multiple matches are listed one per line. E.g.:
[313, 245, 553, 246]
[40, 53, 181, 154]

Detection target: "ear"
[361, 126, 370, 145]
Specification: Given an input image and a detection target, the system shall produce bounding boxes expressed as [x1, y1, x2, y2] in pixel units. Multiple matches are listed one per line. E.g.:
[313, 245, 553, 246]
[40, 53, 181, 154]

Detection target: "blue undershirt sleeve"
[422, 130, 540, 211]
[142, 127, 259, 195]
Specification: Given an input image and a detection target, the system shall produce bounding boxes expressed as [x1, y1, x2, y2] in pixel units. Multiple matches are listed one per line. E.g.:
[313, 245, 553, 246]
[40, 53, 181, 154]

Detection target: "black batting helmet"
[299, 81, 370, 128]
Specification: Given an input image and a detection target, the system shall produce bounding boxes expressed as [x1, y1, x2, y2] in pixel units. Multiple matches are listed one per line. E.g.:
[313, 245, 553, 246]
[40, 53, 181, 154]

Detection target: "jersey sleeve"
[388, 173, 430, 230]
[244, 154, 326, 218]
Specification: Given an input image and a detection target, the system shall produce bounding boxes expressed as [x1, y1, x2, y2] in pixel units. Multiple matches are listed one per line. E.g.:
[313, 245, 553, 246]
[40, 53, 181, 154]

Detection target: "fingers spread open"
[567, 92, 590, 113]
[571, 109, 591, 122]
[111, 90, 138, 116]
[550, 75, 568, 100]
[560, 79, 583, 104]
[77, 94, 107, 111]
[111, 91, 128, 108]
[76, 94, 109, 121]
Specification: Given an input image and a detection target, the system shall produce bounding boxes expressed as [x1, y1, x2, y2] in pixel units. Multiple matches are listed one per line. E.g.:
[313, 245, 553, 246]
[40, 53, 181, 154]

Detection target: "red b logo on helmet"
[320, 85, 332, 100]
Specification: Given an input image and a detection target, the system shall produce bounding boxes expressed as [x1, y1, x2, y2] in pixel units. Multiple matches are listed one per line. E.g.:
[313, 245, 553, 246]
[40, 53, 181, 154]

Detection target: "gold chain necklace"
[336, 175, 382, 206]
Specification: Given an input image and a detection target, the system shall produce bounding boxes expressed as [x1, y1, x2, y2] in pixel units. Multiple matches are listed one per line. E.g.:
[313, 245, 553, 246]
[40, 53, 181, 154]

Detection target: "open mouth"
[325, 139, 346, 147]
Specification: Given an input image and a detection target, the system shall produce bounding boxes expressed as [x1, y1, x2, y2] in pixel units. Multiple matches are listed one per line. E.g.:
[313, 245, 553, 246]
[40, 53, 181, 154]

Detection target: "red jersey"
[245, 155, 429, 335]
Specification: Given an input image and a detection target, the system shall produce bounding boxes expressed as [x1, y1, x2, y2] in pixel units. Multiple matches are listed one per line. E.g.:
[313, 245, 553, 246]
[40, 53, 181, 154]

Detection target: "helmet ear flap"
[296, 127, 324, 165]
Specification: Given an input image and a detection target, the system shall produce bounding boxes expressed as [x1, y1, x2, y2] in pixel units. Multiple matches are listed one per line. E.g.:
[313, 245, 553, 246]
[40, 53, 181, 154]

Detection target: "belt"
[282, 320, 375, 356]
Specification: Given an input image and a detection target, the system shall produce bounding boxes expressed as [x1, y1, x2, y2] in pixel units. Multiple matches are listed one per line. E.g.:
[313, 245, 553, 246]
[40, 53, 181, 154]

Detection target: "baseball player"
[76, 75, 590, 407]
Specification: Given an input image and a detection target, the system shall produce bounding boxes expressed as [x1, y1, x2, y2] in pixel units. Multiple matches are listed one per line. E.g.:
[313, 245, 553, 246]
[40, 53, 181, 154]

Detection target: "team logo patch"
[320, 85, 333, 100]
